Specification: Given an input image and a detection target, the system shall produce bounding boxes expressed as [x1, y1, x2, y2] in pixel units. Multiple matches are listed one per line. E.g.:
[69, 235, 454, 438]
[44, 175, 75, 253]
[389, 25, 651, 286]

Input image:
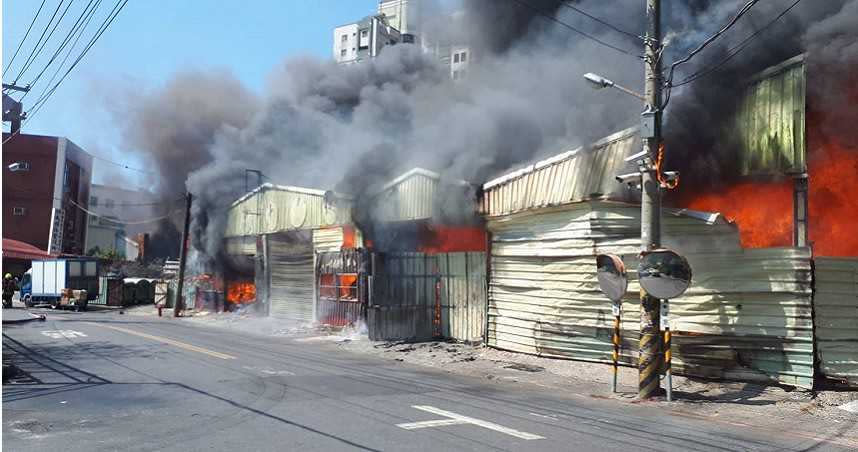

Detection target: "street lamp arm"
[611, 83, 646, 101]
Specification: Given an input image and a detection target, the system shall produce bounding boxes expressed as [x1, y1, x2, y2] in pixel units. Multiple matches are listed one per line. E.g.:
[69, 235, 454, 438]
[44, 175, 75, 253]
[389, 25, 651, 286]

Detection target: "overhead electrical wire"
[25, 0, 129, 122]
[6, 187, 185, 207]
[13, 0, 75, 85]
[3, 0, 48, 78]
[69, 198, 182, 225]
[661, 0, 762, 108]
[673, 0, 805, 87]
[558, 1, 640, 40]
[509, 0, 641, 59]
[21, 0, 101, 101]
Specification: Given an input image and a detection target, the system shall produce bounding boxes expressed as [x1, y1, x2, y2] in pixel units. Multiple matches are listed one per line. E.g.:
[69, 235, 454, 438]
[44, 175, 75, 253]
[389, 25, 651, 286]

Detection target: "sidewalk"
[336, 338, 858, 425]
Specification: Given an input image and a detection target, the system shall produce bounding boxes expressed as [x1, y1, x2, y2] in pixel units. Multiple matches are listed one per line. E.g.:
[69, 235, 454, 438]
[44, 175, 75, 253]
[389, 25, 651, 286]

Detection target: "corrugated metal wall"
[374, 172, 438, 222]
[814, 257, 858, 387]
[482, 127, 638, 217]
[225, 185, 353, 238]
[736, 54, 806, 175]
[439, 252, 487, 342]
[368, 252, 486, 342]
[313, 227, 344, 253]
[487, 202, 815, 388]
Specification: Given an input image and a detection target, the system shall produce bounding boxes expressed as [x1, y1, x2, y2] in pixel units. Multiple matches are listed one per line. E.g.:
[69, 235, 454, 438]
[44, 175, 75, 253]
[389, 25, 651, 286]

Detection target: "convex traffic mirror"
[596, 254, 628, 303]
[639, 249, 692, 299]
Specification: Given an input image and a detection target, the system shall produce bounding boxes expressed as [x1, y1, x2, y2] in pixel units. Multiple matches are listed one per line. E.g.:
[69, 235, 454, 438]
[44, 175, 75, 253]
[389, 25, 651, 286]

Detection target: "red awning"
[2, 238, 55, 261]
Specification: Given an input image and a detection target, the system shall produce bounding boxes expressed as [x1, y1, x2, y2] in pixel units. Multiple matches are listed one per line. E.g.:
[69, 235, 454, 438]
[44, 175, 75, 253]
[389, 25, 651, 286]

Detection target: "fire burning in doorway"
[227, 281, 256, 304]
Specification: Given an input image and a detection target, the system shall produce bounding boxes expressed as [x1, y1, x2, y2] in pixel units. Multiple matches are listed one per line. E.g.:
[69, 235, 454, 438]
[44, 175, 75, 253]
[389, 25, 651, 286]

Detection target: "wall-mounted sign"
[48, 208, 65, 254]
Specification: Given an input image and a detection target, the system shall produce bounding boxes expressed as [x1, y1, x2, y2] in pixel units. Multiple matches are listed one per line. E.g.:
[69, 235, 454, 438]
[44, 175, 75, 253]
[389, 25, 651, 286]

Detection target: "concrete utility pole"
[638, 0, 664, 399]
[174, 192, 193, 317]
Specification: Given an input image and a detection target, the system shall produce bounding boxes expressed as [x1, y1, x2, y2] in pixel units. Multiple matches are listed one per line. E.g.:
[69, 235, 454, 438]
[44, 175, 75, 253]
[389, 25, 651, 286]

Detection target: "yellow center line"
[90, 323, 236, 360]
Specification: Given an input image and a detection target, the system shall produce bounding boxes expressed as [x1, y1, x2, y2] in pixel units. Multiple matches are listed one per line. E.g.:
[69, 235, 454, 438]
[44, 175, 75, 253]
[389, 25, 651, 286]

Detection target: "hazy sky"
[2, 0, 376, 187]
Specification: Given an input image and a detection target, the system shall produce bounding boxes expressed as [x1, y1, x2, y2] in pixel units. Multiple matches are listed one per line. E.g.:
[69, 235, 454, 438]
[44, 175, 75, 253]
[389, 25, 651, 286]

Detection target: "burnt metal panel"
[487, 201, 815, 388]
[737, 54, 807, 175]
[368, 252, 487, 342]
[814, 257, 858, 387]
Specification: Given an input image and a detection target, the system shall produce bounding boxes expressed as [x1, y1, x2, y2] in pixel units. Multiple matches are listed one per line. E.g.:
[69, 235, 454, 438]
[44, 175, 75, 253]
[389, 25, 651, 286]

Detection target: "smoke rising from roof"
[106, 0, 858, 264]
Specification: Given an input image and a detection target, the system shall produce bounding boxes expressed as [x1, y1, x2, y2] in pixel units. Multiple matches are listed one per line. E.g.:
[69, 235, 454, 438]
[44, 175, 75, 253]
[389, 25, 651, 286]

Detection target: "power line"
[3, 0, 48, 78]
[6, 187, 185, 207]
[22, 0, 100, 100]
[21, 0, 103, 112]
[558, 1, 640, 40]
[14, 0, 75, 85]
[662, 0, 762, 108]
[69, 198, 181, 225]
[508, 0, 641, 59]
[673, 0, 805, 87]
[26, 0, 130, 121]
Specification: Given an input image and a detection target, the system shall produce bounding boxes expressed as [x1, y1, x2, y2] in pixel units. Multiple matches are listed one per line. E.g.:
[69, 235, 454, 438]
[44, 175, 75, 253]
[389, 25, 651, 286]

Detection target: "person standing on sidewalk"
[3, 273, 18, 308]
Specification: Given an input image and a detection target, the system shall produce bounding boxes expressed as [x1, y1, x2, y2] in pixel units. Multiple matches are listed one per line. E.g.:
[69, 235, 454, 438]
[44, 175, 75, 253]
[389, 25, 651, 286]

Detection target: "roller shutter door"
[269, 234, 315, 324]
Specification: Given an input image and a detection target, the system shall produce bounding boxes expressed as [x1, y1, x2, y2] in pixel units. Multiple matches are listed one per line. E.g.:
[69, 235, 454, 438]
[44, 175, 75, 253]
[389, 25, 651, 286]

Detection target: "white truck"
[21, 258, 99, 310]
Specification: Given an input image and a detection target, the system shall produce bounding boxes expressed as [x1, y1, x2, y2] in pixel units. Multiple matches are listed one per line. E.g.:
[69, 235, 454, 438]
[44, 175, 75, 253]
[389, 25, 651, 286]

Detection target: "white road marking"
[396, 405, 544, 440]
[41, 330, 87, 339]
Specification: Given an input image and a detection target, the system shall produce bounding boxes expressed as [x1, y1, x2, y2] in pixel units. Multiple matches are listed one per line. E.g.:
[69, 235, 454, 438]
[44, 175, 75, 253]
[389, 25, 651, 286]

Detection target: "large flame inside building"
[227, 281, 256, 304]
[680, 112, 858, 256]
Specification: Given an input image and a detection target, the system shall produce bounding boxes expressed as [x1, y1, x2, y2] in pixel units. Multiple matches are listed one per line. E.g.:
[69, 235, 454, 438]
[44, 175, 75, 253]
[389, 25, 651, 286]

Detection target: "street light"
[583, 73, 646, 101]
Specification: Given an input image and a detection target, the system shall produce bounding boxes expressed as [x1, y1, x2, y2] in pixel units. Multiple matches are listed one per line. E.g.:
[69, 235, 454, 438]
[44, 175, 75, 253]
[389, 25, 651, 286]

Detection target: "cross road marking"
[396, 405, 544, 440]
[41, 330, 87, 339]
[91, 323, 236, 360]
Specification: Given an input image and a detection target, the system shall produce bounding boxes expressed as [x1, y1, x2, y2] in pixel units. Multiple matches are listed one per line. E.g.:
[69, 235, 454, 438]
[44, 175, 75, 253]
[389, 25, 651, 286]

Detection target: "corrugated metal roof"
[814, 257, 858, 387]
[225, 184, 354, 237]
[486, 201, 814, 388]
[482, 127, 639, 217]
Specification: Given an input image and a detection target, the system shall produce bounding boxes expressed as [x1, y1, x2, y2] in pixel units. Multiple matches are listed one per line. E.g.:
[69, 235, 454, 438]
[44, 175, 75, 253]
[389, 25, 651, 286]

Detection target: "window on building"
[452, 70, 460, 80]
[90, 196, 98, 206]
[341, 49, 347, 57]
[453, 53, 460, 63]
[460, 51, 467, 62]
[361, 30, 368, 37]
[12, 207, 27, 216]
[341, 34, 348, 43]
[105, 199, 115, 209]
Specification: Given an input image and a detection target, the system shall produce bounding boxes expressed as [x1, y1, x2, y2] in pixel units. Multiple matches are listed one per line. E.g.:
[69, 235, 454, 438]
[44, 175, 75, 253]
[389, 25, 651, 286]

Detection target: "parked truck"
[20, 258, 99, 310]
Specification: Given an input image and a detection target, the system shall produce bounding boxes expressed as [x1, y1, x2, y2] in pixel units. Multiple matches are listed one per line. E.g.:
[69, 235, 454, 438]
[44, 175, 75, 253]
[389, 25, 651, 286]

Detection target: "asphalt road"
[3, 308, 856, 451]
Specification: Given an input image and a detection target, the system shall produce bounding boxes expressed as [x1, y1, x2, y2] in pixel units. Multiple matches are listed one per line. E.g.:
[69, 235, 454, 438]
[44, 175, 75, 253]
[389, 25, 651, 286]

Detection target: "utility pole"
[174, 192, 193, 317]
[638, 0, 664, 400]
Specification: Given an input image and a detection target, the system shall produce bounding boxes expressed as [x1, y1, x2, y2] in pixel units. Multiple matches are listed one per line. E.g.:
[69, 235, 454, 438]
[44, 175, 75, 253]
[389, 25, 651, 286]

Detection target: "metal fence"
[368, 252, 486, 342]
[814, 257, 858, 387]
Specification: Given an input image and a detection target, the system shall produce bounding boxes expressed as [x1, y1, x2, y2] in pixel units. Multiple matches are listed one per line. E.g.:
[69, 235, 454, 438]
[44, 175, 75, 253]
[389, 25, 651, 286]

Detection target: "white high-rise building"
[333, 14, 402, 64]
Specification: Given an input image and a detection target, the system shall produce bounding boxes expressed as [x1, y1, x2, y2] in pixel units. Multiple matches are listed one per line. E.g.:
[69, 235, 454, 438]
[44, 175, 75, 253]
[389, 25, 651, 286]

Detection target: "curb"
[2, 313, 46, 325]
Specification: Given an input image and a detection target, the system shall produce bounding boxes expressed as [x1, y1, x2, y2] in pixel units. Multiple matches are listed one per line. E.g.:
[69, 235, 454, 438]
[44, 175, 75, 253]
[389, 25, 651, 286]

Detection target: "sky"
[3, 0, 377, 188]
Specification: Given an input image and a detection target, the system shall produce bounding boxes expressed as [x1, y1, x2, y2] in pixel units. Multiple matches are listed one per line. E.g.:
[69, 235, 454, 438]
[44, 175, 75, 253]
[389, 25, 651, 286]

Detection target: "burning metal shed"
[364, 167, 488, 343]
[223, 183, 360, 324]
[482, 126, 816, 388]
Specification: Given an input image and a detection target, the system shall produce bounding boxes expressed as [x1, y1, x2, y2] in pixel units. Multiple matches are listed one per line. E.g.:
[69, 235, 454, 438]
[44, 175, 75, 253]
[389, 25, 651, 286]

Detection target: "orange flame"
[807, 141, 858, 256]
[682, 180, 793, 248]
[226, 281, 256, 304]
[680, 140, 858, 256]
